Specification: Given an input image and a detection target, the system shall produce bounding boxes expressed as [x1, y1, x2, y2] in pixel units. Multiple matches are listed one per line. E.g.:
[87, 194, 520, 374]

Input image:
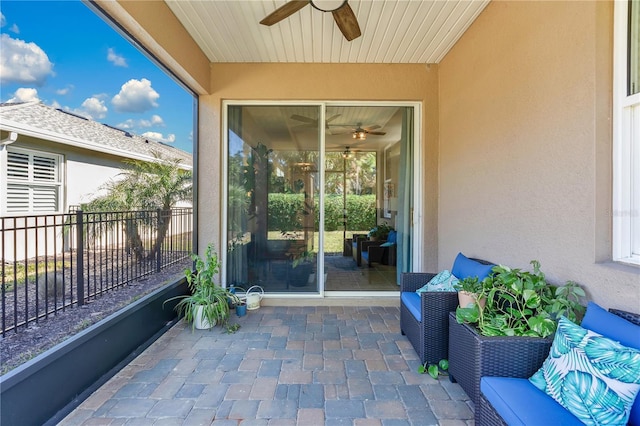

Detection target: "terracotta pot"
[458, 291, 486, 309]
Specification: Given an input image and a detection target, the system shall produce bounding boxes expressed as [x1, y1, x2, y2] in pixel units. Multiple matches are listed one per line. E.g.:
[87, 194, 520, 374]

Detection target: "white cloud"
[9, 24, 19, 34]
[107, 48, 127, 67]
[142, 131, 176, 144]
[56, 84, 74, 96]
[111, 78, 159, 113]
[79, 97, 108, 119]
[151, 114, 164, 126]
[116, 114, 164, 129]
[140, 114, 165, 128]
[116, 119, 136, 130]
[7, 87, 39, 103]
[0, 34, 53, 85]
[0, 13, 5, 27]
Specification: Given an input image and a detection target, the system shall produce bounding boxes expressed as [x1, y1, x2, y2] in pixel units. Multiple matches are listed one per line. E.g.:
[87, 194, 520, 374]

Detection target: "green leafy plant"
[455, 261, 586, 338]
[418, 359, 449, 379]
[453, 276, 483, 294]
[164, 243, 241, 330]
[369, 223, 393, 240]
[225, 323, 241, 334]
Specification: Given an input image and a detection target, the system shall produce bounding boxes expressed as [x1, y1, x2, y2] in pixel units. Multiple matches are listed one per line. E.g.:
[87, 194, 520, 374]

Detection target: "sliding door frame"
[221, 100, 422, 298]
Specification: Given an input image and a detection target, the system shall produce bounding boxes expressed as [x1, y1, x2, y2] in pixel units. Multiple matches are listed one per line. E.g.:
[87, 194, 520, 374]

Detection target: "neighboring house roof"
[0, 102, 192, 168]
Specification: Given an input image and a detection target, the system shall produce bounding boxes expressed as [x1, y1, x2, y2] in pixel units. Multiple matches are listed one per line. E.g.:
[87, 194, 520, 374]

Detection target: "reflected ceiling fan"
[291, 113, 341, 130]
[260, 0, 362, 41]
[340, 123, 386, 141]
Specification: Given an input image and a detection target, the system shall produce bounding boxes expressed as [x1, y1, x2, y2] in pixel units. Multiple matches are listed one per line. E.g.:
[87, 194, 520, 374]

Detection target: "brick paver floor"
[60, 306, 474, 425]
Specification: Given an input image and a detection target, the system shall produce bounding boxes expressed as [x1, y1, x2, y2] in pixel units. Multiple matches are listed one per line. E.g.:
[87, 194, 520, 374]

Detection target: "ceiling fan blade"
[368, 131, 386, 135]
[260, 1, 310, 26]
[332, 3, 361, 41]
[291, 114, 317, 124]
[326, 113, 341, 123]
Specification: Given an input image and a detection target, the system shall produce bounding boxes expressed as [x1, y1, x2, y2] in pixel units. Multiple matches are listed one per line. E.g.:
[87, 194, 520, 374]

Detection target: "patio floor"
[60, 306, 474, 425]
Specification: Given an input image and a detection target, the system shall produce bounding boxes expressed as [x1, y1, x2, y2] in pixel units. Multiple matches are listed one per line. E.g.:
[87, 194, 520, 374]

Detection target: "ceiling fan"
[347, 123, 386, 140]
[260, 0, 362, 42]
[291, 113, 341, 130]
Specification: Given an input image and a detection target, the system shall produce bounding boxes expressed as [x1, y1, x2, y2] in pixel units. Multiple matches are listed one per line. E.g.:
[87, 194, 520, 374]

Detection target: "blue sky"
[0, 1, 194, 154]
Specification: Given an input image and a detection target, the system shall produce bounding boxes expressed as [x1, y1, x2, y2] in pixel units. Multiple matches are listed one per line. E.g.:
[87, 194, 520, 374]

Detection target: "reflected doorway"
[224, 103, 415, 295]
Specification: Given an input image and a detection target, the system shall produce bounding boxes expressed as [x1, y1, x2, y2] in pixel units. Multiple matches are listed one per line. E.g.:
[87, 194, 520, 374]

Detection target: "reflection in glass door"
[225, 103, 415, 294]
[226, 105, 320, 293]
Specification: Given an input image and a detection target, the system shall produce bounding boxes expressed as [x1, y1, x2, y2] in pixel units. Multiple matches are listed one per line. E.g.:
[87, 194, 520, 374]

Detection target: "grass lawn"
[268, 230, 368, 254]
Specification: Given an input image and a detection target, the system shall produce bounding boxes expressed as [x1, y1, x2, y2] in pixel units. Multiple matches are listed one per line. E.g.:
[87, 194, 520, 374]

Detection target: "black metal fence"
[1, 208, 192, 336]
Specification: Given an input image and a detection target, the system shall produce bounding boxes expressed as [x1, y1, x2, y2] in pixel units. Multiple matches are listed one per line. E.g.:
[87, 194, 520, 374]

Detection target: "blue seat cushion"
[451, 252, 494, 281]
[481, 377, 582, 426]
[401, 292, 421, 322]
[362, 251, 369, 262]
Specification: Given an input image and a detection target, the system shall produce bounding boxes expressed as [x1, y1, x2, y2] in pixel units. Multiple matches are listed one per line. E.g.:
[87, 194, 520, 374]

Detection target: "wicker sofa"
[476, 303, 640, 426]
[400, 253, 494, 364]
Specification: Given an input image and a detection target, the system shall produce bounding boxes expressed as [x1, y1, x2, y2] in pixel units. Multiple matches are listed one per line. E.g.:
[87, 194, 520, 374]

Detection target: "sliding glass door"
[224, 102, 417, 295]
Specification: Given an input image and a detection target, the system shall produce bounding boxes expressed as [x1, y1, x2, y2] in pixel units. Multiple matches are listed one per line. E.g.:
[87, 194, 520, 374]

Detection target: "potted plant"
[288, 245, 315, 287]
[165, 243, 241, 330]
[455, 260, 586, 337]
[453, 276, 485, 309]
[448, 260, 586, 404]
[369, 223, 393, 241]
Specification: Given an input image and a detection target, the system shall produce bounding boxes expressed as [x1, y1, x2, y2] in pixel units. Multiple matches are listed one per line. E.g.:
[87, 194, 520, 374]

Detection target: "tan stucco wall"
[438, 1, 639, 311]
[199, 63, 440, 271]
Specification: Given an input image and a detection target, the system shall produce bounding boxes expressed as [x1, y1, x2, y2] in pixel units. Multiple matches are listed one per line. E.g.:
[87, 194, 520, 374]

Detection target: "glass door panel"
[323, 105, 407, 292]
[225, 103, 415, 295]
[226, 105, 320, 293]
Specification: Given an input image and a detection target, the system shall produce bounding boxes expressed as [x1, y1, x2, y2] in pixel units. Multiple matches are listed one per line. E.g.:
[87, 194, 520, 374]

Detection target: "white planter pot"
[193, 304, 216, 329]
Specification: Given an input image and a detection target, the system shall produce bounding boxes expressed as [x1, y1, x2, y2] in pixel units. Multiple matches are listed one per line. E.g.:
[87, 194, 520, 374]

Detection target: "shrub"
[267, 194, 376, 231]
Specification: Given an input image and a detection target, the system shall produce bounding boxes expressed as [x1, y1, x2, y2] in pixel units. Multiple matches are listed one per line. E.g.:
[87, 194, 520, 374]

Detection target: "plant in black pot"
[448, 260, 586, 404]
[165, 243, 241, 330]
[455, 260, 586, 338]
[368, 223, 393, 241]
[288, 246, 315, 287]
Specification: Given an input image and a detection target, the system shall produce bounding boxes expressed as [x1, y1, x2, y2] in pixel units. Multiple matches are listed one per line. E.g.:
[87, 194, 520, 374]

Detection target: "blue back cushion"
[451, 252, 494, 281]
[581, 301, 640, 426]
[387, 230, 397, 244]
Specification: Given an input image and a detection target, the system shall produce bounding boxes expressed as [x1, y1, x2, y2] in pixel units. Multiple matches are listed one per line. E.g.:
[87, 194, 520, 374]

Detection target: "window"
[1, 147, 63, 215]
[613, 0, 640, 265]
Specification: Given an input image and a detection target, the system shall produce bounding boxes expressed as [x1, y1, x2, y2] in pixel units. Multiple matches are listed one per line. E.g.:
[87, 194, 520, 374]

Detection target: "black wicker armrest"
[401, 272, 437, 292]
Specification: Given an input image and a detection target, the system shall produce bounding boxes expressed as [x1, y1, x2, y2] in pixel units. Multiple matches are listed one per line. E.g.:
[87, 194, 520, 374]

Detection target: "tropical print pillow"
[416, 270, 459, 293]
[529, 317, 640, 425]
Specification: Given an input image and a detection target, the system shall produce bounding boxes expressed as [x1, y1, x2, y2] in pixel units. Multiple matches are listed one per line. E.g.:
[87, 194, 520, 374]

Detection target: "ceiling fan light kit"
[260, 0, 361, 41]
[353, 129, 367, 140]
[310, 0, 347, 12]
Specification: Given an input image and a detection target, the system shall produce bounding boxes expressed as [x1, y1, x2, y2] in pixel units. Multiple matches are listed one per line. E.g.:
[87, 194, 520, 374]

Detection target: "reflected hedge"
[267, 194, 376, 232]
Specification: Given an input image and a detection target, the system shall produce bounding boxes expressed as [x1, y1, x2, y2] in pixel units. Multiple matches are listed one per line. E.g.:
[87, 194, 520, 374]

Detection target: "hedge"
[267, 194, 376, 232]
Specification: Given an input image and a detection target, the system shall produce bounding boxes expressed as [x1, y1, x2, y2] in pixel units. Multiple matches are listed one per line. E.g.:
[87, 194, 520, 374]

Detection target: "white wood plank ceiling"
[165, 0, 491, 63]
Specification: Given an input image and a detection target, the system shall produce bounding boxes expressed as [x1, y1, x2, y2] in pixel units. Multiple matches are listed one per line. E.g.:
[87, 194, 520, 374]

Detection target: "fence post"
[76, 210, 84, 306]
[156, 209, 162, 273]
